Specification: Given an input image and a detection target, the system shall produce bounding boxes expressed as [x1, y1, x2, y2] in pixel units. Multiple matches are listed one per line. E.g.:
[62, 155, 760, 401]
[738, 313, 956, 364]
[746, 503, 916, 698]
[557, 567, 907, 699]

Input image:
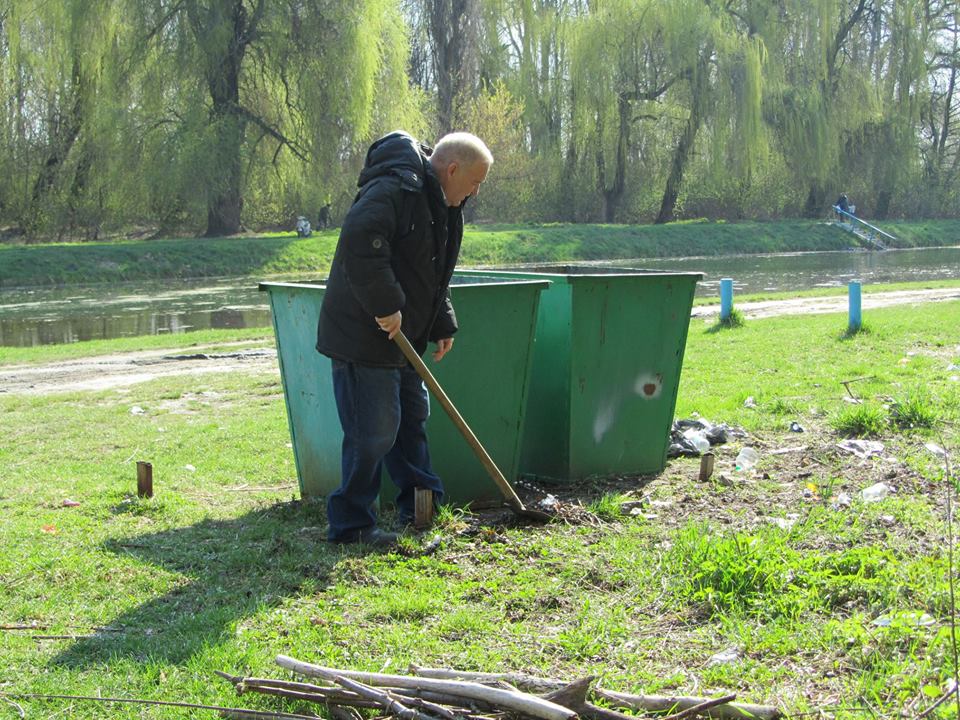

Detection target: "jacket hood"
[358, 131, 432, 191]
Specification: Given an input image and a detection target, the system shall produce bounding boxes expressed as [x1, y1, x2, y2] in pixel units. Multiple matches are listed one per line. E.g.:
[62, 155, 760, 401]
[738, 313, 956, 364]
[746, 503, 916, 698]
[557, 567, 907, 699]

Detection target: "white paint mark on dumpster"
[593, 397, 619, 443]
[634, 372, 662, 399]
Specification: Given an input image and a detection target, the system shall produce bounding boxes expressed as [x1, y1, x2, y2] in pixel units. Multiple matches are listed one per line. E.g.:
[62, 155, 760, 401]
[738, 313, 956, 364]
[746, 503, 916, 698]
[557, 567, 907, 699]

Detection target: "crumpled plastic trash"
[837, 439, 884, 459]
[872, 611, 935, 628]
[538, 494, 558, 510]
[743, 396, 757, 408]
[667, 418, 746, 458]
[789, 421, 805, 433]
[708, 647, 742, 665]
[831, 492, 852, 509]
[861, 482, 893, 502]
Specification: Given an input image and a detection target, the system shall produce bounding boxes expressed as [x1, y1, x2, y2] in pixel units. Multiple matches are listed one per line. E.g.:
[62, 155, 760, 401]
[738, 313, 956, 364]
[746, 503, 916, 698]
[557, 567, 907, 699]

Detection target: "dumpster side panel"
[265, 286, 342, 497]
[423, 282, 545, 505]
[515, 280, 573, 481]
[567, 275, 698, 476]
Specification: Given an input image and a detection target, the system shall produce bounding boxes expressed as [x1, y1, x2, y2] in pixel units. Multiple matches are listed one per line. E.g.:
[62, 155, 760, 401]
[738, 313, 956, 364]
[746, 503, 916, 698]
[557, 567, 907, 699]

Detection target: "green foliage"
[889, 389, 938, 430]
[830, 403, 889, 437]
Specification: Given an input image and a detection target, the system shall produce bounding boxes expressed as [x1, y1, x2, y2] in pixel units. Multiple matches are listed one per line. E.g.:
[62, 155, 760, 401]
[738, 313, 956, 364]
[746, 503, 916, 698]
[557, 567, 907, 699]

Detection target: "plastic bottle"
[683, 428, 711, 453]
[735, 446, 760, 471]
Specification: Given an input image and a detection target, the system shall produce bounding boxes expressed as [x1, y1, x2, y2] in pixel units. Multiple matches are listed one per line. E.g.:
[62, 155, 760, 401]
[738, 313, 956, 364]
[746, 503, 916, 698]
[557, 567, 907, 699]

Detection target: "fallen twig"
[331, 674, 437, 720]
[661, 693, 738, 720]
[594, 688, 780, 720]
[0, 696, 25, 719]
[409, 666, 566, 694]
[5, 693, 320, 718]
[276, 655, 576, 720]
[916, 681, 959, 719]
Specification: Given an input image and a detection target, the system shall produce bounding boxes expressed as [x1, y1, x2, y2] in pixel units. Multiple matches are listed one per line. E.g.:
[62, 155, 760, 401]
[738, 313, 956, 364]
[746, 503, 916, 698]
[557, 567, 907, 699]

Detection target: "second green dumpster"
[456, 265, 702, 481]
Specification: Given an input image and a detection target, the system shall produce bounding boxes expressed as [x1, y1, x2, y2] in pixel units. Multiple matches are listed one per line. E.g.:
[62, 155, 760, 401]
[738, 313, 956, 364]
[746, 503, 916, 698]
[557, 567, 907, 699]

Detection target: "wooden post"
[414, 488, 433, 529]
[698, 453, 715, 482]
[136, 461, 153, 498]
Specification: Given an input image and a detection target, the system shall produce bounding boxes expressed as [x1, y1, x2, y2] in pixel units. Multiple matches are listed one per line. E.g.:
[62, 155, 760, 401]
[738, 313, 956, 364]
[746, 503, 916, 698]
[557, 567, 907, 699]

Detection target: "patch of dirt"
[0, 345, 278, 395]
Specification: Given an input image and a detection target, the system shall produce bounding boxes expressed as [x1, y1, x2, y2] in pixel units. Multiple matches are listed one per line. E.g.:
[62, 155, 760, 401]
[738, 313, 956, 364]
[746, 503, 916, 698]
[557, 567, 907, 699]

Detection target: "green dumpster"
[455, 265, 702, 481]
[259, 277, 548, 506]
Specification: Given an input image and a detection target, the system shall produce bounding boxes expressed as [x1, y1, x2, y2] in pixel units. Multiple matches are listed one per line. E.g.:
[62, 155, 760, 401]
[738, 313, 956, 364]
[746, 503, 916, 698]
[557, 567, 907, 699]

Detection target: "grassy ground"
[1, 297, 959, 718]
[2, 218, 959, 288]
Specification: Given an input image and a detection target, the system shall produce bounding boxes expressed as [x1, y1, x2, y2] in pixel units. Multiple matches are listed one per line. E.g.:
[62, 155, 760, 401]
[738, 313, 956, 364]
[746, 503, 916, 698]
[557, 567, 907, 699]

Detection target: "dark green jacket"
[316, 131, 462, 367]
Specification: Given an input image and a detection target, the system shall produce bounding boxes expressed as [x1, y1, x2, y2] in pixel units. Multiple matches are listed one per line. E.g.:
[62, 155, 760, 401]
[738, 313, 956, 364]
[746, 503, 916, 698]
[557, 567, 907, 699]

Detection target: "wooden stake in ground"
[698, 453, 715, 481]
[136, 461, 153, 498]
[415, 488, 434, 528]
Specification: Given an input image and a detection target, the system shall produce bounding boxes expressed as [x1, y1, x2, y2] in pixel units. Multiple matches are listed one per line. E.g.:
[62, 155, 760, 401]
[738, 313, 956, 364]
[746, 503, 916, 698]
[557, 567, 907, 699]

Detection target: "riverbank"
[1, 299, 958, 718]
[2, 218, 959, 288]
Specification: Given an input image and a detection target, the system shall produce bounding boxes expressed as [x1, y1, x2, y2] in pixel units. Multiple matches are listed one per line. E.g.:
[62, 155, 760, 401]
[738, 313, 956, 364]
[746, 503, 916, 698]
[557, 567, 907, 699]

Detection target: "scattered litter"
[879, 514, 896, 526]
[837, 439, 884, 459]
[682, 428, 710, 453]
[898, 357, 911, 365]
[61, 499, 80, 508]
[735, 446, 760, 471]
[708, 647, 742, 665]
[872, 611, 935, 628]
[130, 406, 145, 415]
[768, 515, 799, 530]
[770, 445, 807, 455]
[831, 492, 852, 509]
[925, 443, 948, 458]
[41, 524, 57, 534]
[668, 418, 746, 457]
[950, 375, 959, 382]
[789, 421, 805, 433]
[861, 482, 893, 502]
[184, 464, 196, 472]
[842, 396, 863, 404]
[743, 396, 757, 408]
[947, 363, 960, 371]
[538, 494, 558, 510]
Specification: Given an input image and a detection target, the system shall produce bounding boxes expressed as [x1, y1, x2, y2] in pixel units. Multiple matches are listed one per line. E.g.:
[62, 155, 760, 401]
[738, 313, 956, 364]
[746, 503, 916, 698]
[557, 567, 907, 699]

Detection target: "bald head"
[430, 132, 493, 207]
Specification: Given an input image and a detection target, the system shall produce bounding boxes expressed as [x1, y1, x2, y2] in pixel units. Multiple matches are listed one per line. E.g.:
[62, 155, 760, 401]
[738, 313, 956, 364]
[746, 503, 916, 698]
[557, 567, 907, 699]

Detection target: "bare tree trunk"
[656, 56, 709, 224]
[199, 0, 251, 237]
[601, 94, 630, 223]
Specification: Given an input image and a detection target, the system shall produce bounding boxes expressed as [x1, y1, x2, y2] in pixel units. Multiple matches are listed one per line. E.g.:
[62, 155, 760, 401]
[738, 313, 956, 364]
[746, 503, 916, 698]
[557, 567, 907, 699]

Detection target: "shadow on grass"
[51, 499, 353, 668]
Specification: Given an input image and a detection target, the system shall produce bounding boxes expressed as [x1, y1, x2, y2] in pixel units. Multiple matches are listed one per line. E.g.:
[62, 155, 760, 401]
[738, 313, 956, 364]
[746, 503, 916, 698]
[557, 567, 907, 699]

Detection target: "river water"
[1, 247, 958, 347]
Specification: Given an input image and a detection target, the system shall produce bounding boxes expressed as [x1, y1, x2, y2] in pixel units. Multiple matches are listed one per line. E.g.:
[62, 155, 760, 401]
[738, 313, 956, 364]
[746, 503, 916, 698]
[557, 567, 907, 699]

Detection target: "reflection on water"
[615, 246, 960, 296]
[0, 247, 957, 348]
[0, 278, 279, 347]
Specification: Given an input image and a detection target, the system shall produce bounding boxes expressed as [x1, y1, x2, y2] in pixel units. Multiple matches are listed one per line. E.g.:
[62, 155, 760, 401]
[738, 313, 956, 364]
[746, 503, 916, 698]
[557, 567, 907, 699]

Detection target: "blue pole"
[849, 281, 862, 332]
[720, 278, 734, 321]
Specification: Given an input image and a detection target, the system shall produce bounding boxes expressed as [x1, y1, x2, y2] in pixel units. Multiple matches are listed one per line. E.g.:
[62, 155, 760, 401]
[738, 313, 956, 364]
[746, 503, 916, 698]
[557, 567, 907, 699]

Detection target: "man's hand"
[432, 337, 454, 361]
[375, 311, 402, 339]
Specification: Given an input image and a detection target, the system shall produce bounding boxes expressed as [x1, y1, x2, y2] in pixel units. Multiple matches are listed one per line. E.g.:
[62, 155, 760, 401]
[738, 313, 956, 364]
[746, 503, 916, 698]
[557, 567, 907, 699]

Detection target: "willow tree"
[130, 0, 418, 236]
[761, 0, 880, 217]
[567, 0, 765, 223]
[0, 0, 124, 236]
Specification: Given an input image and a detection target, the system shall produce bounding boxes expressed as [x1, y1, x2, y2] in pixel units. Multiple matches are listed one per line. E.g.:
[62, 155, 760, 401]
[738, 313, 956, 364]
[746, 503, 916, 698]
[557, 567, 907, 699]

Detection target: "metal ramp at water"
[831, 206, 896, 250]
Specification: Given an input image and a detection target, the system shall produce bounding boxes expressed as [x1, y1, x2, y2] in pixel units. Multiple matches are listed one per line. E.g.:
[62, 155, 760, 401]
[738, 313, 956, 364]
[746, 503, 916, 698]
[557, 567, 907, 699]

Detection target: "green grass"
[3, 218, 959, 288]
[1, 298, 960, 718]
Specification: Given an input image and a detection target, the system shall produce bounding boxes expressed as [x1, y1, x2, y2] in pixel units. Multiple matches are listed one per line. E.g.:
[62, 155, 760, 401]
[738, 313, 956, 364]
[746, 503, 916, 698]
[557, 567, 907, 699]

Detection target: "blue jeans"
[326, 359, 445, 541]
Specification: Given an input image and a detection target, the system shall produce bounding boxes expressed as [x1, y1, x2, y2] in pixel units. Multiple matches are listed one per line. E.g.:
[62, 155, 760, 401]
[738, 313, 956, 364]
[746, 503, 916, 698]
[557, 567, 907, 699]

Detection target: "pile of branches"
[216, 655, 781, 720]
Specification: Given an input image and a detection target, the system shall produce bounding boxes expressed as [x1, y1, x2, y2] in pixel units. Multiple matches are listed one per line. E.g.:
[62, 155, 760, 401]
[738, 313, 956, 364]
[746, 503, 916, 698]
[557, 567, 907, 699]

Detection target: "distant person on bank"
[315, 130, 492, 546]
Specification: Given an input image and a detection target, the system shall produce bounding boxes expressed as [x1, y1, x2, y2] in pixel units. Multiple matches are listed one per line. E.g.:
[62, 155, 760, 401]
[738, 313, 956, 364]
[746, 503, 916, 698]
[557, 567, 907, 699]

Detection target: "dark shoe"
[331, 527, 398, 547]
